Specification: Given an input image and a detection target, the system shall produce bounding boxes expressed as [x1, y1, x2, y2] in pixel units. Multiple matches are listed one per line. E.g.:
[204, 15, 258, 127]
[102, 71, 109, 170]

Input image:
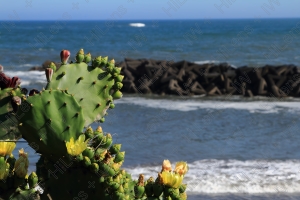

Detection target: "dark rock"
[206, 84, 222, 96]
[245, 90, 253, 97]
[168, 79, 189, 96]
[190, 81, 206, 94]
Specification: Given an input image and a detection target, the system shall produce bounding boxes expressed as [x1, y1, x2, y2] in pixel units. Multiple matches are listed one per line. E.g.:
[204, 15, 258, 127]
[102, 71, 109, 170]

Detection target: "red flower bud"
[60, 50, 70, 65]
[45, 68, 53, 82]
[0, 72, 11, 89]
[11, 77, 21, 88]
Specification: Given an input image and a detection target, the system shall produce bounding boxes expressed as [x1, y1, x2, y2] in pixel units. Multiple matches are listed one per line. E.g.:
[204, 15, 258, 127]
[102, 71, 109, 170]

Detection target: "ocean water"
[1, 19, 300, 71]
[2, 19, 300, 199]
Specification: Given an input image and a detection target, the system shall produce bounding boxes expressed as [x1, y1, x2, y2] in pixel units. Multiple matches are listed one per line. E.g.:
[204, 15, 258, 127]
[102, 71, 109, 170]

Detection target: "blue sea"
[2, 19, 300, 199]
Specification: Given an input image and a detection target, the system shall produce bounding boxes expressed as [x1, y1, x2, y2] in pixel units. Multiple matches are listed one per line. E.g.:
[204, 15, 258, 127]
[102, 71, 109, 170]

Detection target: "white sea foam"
[5, 70, 46, 87]
[129, 23, 145, 27]
[193, 61, 237, 68]
[194, 60, 219, 65]
[124, 159, 300, 194]
[20, 64, 37, 68]
[117, 97, 300, 113]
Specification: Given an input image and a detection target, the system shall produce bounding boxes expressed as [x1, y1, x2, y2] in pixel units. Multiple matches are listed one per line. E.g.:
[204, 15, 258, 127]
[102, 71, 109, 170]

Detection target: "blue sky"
[0, 0, 299, 20]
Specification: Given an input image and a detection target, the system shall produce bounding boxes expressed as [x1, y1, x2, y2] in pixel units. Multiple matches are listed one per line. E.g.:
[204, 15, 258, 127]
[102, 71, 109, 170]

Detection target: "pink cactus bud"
[12, 96, 21, 105]
[0, 73, 11, 89]
[10, 77, 21, 88]
[45, 68, 53, 82]
[60, 50, 70, 65]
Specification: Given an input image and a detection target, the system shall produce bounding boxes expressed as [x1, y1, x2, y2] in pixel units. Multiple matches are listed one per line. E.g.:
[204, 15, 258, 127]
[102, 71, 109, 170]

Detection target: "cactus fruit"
[0, 156, 9, 180]
[7, 153, 16, 171]
[84, 53, 92, 64]
[48, 62, 57, 71]
[82, 147, 94, 159]
[115, 75, 124, 83]
[134, 174, 145, 198]
[92, 56, 102, 68]
[17, 90, 85, 159]
[45, 68, 53, 82]
[14, 148, 29, 178]
[112, 90, 123, 99]
[83, 156, 91, 167]
[109, 103, 115, 109]
[109, 144, 121, 154]
[153, 173, 164, 197]
[179, 184, 187, 193]
[98, 133, 113, 149]
[90, 162, 99, 173]
[76, 49, 85, 63]
[84, 126, 94, 139]
[114, 151, 125, 163]
[28, 172, 38, 188]
[60, 49, 70, 65]
[145, 178, 155, 198]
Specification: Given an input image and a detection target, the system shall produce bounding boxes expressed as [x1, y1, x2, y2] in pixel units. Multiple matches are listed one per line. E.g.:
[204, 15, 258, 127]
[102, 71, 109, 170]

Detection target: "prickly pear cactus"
[46, 49, 123, 127]
[17, 90, 85, 160]
[0, 87, 24, 140]
[0, 49, 188, 200]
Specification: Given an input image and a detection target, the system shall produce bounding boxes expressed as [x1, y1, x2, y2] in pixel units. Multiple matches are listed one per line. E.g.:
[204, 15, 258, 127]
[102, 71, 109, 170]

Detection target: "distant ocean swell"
[263, 21, 300, 60]
[215, 25, 255, 63]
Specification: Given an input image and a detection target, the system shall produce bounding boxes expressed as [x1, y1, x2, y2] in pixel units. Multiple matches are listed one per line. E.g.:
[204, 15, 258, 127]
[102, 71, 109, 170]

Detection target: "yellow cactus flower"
[66, 135, 89, 156]
[14, 148, 29, 178]
[162, 159, 172, 172]
[0, 141, 16, 156]
[160, 171, 183, 188]
[174, 161, 188, 176]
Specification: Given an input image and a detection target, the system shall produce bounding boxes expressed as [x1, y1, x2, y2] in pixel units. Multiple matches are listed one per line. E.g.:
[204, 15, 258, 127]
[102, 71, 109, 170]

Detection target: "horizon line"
[0, 17, 300, 21]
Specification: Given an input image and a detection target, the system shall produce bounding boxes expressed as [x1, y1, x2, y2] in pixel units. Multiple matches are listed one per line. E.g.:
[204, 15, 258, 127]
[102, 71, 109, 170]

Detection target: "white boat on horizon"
[129, 23, 145, 27]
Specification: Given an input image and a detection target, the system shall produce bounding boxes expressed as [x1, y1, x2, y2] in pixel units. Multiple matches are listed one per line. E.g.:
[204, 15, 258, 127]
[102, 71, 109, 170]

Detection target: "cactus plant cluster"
[0, 49, 189, 199]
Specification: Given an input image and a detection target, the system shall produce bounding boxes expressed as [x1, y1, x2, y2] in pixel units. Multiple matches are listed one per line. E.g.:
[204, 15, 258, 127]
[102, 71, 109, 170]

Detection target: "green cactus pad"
[46, 61, 115, 127]
[17, 90, 85, 159]
[0, 87, 23, 140]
